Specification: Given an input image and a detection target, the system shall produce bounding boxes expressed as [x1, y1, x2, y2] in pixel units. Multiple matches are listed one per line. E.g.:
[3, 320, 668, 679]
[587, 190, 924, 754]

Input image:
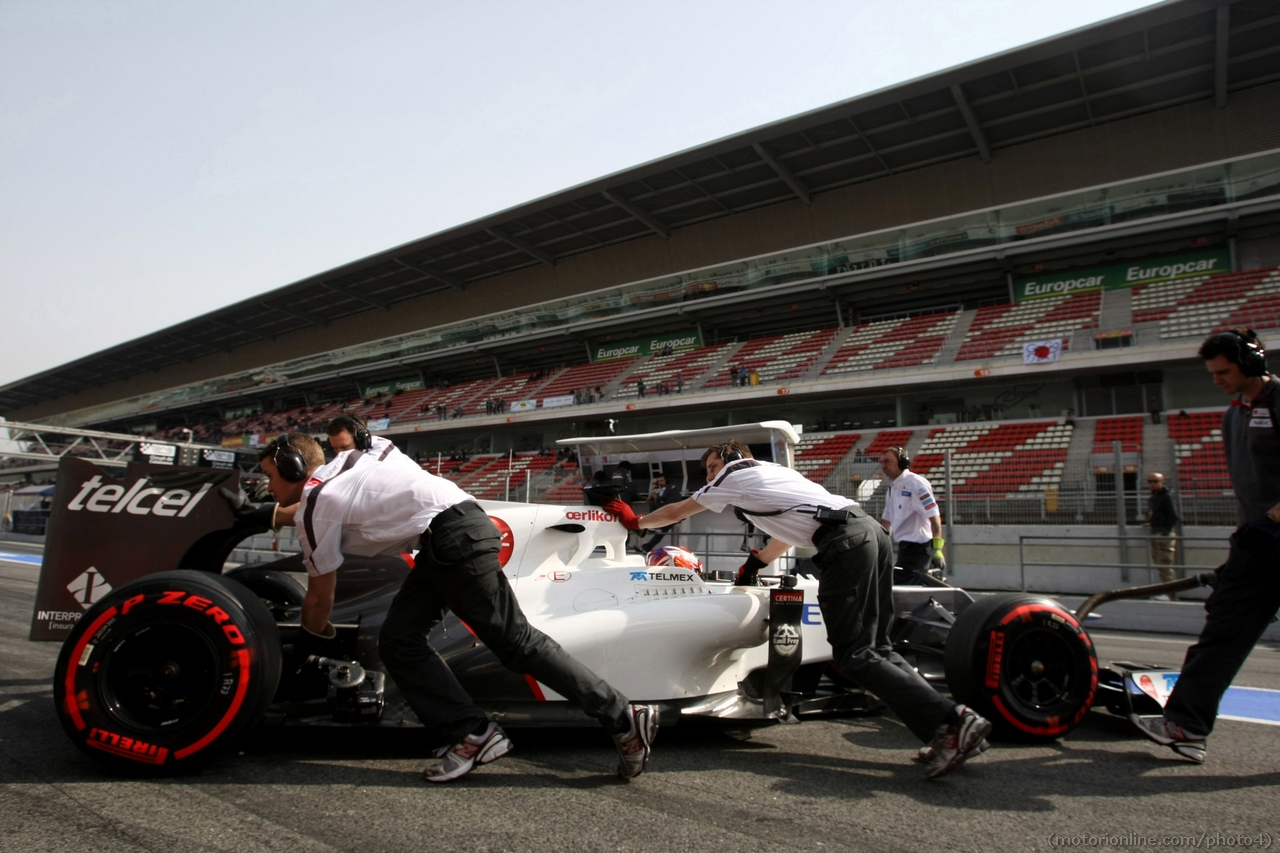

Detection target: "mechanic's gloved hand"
[735, 551, 767, 586]
[930, 537, 947, 572]
[603, 498, 643, 531]
[288, 622, 337, 674]
[219, 487, 278, 529]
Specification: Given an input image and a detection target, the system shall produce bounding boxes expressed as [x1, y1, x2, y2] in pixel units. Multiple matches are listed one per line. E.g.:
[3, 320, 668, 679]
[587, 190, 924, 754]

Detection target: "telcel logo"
[66, 475, 213, 517]
[564, 509, 617, 522]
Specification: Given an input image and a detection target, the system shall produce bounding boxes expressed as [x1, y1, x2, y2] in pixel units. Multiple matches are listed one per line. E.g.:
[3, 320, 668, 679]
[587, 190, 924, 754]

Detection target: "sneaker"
[916, 737, 990, 763]
[1130, 714, 1207, 763]
[423, 722, 512, 783]
[1151, 594, 1171, 602]
[924, 705, 993, 780]
[612, 704, 659, 780]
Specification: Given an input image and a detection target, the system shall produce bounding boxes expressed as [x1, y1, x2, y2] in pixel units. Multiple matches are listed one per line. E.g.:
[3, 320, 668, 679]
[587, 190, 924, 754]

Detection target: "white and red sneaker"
[612, 704, 659, 779]
[1131, 715, 1207, 763]
[423, 722, 512, 783]
[924, 705, 992, 779]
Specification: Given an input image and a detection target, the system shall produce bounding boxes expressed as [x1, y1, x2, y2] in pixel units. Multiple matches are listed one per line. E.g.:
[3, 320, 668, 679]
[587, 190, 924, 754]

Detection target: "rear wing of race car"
[29, 456, 250, 641]
[558, 420, 800, 494]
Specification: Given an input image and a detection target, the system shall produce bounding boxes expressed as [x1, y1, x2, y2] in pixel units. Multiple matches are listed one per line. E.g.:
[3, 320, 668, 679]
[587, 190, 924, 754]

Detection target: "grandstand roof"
[4, 0, 1279, 416]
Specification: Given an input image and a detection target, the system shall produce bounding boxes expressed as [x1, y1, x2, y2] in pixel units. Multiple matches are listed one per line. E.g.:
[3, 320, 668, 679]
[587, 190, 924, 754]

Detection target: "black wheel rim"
[99, 622, 221, 733]
[1000, 627, 1086, 714]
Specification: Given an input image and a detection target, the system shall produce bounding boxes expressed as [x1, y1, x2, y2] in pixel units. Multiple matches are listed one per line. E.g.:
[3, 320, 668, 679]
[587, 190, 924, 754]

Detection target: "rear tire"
[944, 593, 1097, 742]
[54, 570, 281, 774]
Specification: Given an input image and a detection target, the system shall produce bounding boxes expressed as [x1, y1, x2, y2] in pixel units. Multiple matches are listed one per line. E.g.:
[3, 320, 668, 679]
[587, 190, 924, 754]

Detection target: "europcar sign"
[1013, 248, 1230, 302]
[30, 457, 239, 641]
[593, 329, 703, 362]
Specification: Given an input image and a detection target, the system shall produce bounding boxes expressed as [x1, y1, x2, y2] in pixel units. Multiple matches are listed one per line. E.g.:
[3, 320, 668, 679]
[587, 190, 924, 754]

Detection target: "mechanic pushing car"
[228, 432, 658, 783]
[1133, 330, 1280, 763]
[604, 440, 992, 780]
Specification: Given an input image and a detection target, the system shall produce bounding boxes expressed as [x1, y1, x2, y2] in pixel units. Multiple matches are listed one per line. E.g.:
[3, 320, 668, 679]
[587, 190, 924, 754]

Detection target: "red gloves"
[604, 498, 643, 531]
[736, 551, 768, 586]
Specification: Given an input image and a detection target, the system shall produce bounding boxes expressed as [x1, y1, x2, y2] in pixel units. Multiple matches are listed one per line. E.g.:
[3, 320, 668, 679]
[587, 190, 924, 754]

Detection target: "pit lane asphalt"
[1, 543, 1277, 853]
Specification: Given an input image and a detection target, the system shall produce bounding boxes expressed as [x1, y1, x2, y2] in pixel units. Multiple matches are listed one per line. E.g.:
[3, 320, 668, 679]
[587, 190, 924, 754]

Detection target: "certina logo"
[772, 623, 800, 655]
[67, 567, 112, 609]
[564, 509, 616, 522]
[66, 475, 213, 517]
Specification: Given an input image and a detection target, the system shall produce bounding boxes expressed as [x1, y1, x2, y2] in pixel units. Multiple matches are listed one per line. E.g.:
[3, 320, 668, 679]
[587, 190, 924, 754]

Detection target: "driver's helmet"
[646, 545, 704, 578]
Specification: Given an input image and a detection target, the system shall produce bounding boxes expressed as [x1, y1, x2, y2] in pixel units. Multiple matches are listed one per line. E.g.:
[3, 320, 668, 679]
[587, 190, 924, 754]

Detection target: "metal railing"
[1017, 534, 1228, 592]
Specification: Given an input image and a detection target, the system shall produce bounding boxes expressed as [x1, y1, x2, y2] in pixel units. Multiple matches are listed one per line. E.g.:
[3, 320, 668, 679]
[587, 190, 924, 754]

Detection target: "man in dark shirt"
[1146, 472, 1180, 597]
[641, 474, 681, 552]
[1134, 329, 1280, 763]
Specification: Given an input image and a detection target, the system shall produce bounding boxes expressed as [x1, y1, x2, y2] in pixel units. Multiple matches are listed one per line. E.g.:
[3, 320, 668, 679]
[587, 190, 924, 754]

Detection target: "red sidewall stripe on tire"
[64, 605, 119, 731]
[988, 602, 1099, 734]
[174, 648, 252, 760]
[991, 695, 1069, 736]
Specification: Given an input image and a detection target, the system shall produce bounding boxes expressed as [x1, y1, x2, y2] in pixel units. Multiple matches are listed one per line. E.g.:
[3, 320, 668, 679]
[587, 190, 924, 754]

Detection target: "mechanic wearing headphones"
[1134, 329, 1280, 763]
[326, 415, 420, 472]
[877, 446, 945, 585]
[230, 432, 658, 783]
[604, 440, 991, 780]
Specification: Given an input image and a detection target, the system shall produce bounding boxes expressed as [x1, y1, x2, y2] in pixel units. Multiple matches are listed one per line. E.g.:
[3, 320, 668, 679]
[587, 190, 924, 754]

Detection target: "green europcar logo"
[1015, 249, 1230, 302]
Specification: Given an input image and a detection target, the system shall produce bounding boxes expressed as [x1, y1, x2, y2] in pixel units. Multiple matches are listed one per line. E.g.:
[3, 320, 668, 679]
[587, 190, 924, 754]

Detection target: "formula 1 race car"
[34, 422, 1197, 774]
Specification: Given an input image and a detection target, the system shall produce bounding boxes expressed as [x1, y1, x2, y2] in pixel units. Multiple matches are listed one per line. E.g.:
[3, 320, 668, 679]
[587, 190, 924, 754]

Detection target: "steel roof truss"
[751, 143, 812, 206]
[601, 190, 669, 239]
[484, 228, 555, 268]
[394, 258, 465, 291]
[950, 84, 992, 163]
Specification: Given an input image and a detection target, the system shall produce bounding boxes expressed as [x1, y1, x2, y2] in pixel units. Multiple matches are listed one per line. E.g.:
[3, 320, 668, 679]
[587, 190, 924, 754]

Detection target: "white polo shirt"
[298, 450, 473, 577]
[316, 434, 421, 477]
[692, 458, 857, 546]
[881, 469, 940, 544]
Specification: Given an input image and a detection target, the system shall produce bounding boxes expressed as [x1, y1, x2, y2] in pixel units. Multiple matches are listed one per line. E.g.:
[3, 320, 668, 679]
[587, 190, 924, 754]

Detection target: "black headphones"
[270, 435, 309, 483]
[1213, 329, 1268, 377]
[718, 443, 745, 464]
[331, 415, 372, 451]
[888, 446, 910, 470]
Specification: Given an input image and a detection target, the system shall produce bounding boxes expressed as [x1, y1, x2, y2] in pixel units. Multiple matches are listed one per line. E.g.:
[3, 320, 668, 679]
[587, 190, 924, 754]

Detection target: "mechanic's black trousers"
[379, 501, 631, 742]
[893, 540, 931, 586]
[1163, 524, 1280, 737]
[814, 516, 954, 743]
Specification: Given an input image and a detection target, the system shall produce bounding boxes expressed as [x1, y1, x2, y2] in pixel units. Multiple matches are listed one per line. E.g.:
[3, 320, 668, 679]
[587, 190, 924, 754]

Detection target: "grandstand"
[0, 0, 1275, 538]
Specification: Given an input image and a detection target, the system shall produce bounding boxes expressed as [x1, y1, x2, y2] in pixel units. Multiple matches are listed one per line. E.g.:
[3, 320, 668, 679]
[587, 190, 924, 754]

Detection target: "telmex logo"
[564, 509, 617, 522]
[66, 475, 213, 517]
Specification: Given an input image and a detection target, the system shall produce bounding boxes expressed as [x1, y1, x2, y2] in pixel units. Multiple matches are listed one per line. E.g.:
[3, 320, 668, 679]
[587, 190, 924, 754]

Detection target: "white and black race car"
[34, 422, 1196, 773]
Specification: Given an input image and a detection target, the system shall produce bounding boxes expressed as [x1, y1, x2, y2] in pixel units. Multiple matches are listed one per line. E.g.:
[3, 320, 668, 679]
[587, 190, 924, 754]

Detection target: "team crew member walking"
[1134, 330, 1280, 762]
[249, 432, 658, 783]
[605, 440, 991, 780]
[877, 447, 945, 585]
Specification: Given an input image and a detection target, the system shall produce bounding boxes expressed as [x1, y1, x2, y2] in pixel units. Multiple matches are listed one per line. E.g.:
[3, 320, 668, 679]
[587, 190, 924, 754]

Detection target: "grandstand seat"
[1092, 416, 1144, 453]
[910, 421, 1073, 497]
[1131, 267, 1280, 339]
[615, 344, 732, 399]
[955, 292, 1101, 362]
[1167, 410, 1232, 496]
[536, 359, 639, 402]
[823, 312, 958, 375]
[702, 328, 838, 388]
[793, 432, 860, 484]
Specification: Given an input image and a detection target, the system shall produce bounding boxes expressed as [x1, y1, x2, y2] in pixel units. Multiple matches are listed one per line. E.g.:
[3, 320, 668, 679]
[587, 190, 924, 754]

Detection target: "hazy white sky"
[0, 0, 1159, 388]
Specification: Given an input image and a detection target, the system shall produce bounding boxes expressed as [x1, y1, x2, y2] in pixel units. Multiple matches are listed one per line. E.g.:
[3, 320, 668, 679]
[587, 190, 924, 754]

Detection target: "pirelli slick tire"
[54, 570, 281, 774]
[944, 593, 1098, 743]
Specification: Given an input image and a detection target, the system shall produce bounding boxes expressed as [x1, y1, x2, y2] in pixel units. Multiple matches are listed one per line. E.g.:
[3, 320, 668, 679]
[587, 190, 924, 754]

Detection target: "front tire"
[54, 570, 281, 774]
[944, 593, 1097, 742]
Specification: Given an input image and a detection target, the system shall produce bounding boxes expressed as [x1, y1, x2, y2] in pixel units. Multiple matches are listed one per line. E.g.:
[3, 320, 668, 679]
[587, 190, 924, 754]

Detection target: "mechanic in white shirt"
[239, 432, 657, 783]
[603, 440, 991, 780]
[326, 415, 422, 473]
[877, 446, 945, 585]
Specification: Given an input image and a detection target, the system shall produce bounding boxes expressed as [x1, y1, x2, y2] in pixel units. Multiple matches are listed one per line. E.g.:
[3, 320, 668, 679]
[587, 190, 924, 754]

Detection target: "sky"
[0, 0, 1161, 388]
